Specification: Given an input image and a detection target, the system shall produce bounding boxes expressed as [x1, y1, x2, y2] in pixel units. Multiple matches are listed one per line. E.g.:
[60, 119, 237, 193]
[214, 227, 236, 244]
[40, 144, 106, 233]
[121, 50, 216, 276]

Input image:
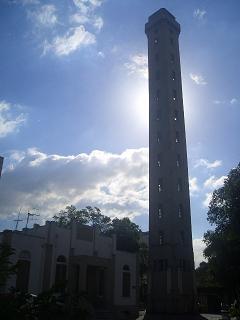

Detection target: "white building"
[0, 221, 138, 317]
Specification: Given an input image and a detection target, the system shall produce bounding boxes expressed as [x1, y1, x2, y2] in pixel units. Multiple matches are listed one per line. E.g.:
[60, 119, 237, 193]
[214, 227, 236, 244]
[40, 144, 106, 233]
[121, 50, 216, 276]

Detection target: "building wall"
[0, 222, 138, 311]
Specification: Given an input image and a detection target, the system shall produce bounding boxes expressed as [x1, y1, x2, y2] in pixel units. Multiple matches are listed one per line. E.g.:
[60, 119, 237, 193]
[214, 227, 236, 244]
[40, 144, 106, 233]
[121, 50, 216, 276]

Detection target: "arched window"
[122, 265, 131, 297]
[16, 250, 31, 293]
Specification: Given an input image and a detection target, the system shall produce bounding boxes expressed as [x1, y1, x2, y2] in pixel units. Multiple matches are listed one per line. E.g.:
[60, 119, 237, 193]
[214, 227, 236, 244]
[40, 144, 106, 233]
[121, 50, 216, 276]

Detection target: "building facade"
[0, 221, 138, 318]
[145, 8, 196, 313]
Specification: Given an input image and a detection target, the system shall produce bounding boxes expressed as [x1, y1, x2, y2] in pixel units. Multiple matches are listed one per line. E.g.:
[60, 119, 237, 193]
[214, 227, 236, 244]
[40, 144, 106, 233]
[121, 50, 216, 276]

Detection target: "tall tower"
[145, 9, 196, 313]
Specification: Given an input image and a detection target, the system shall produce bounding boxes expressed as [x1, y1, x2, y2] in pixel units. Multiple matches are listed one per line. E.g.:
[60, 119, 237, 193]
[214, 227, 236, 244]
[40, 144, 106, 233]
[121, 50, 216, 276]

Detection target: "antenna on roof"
[25, 208, 40, 229]
[14, 208, 23, 230]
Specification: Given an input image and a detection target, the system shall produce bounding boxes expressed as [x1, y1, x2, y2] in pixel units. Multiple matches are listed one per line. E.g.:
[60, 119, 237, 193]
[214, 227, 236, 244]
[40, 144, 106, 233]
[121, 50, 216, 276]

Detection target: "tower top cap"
[145, 8, 180, 34]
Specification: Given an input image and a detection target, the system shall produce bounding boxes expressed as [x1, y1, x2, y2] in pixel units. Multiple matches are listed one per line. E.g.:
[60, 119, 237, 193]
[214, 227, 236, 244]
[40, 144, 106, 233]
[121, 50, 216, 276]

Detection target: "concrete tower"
[145, 9, 196, 313]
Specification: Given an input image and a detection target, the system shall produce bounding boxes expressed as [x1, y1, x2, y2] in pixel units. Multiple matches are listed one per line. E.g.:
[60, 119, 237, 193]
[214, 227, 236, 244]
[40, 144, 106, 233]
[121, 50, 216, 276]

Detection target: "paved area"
[136, 311, 224, 320]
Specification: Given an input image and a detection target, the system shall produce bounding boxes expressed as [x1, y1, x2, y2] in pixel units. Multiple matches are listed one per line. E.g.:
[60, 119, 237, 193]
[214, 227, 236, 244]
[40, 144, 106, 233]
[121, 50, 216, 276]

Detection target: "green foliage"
[203, 163, 240, 296]
[53, 205, 111, 233]
[0, 243, 17, 287]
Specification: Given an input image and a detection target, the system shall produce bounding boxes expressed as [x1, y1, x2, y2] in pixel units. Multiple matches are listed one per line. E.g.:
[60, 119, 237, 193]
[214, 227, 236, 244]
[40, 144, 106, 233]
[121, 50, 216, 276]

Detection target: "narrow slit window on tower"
[156, 109, 161, 121]
[159, 231, 164, 245]
[175, 131, 180, 143]
[173, 89, 177, 101]
[156, 89, 160, 102]
[178, 204, 183, 218]
[174, 109, 178, 121]
[177, 178, 182, 192]
[170, 53, 175, 63]
[157, 131, 161, 143]
[158, 205, 163, 219]
[158, 178, 163, 192]
[172, 70, 176, 81]
[176, 154, 181, 167]
[157, 153, 161, 167]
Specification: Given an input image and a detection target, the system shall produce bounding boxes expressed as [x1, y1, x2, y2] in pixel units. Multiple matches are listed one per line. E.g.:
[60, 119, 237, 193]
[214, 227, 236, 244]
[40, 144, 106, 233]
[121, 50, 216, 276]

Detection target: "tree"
[203, 162, 240, 298]
[53, 205, 89, 227]
[106, 217, 141, 252]
[0, 243, 17, 287]
[53, 205, 111, 233]
[85, 206, 111, 233]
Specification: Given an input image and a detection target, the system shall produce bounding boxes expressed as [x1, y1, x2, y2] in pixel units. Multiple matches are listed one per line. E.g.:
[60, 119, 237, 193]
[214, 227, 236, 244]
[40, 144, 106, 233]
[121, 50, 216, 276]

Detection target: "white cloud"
[194, 158, 222, 169]
[28, 4, 58, 27]
[72, 0, 104, 30]
[230, 98, 238, 105]
[124, 54, 148, 79]
[0, 101, 27, 138]
[203, 192, 212, 208]
[70, 13, 90, 24]
[213, 98, 238, 105]
[193, 9, 206, 20]
[189, 177, 199, 195]
[0, 148, 149, 221]
[93, 16, 104, 31]
[98, 51, 105, 58]
[204, 175, 227, 190]
[43, 25, 96, 56]
[190, 73, 207, 85]
[20, 0, 40, 5]
[213, 100, 225, 105]
[193, 238, 206, 267]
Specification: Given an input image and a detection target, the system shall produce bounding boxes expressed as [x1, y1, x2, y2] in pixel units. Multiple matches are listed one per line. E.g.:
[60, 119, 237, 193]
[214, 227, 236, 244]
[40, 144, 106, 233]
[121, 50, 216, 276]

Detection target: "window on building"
[156, 109, 161, 120]
[174, 109, 178, 121]
[158, 178, 163, 192]
[172, 70, 176, 81]
[159, 231, 164, 245]
[173, 89, 177, 101]
[158, 205, 163, 219]
[16, 250, 31, 293]
[157, 153, 161, 167]
[170, 53, 175, 63]
[157, 131, 161, 143]
[176, 154, 181, 167]
[175, 131, 180, 143]
[177, 179, 182, 192]
[178, 204, 183, 218]
[122, 265, 131, 297]
[55, 255, 67, 289]
[154, 38, 158, 44]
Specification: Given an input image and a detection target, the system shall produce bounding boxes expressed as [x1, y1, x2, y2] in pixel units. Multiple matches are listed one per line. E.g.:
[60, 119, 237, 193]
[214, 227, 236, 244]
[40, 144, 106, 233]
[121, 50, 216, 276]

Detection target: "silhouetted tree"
[0, 243, 17, 287]
[85, 206, 111, 233]
[53, 205, 111, 233]
[106, 217, 141, 252]
[195, 261, 218, 288]
[203, 162, 240, 298]
[53, 205, 89, 227]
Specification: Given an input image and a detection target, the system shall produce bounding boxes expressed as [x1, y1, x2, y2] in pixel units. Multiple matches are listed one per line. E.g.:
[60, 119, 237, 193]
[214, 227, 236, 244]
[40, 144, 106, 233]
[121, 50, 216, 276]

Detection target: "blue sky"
[0, 0, 240, 265]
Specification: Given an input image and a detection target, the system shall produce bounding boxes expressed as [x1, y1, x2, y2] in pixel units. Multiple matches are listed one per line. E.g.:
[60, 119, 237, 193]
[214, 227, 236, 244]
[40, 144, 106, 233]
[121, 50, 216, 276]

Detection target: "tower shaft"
[145, 9, 196, 313]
